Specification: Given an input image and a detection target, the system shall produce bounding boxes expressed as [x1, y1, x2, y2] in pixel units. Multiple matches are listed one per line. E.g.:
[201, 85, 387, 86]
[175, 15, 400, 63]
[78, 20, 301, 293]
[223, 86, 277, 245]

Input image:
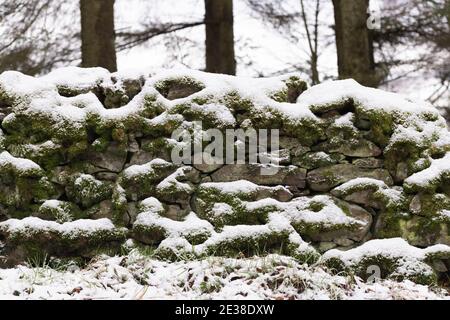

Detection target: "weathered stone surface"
[329, 139, 382, 158]
[193, 153, 224, 173]
[128, 150, 156, 166]
[374, 212, 450, 246]
[293, 152, 339, 169]
[307, 164, 393, 192]
[334, 189, 382, 209]
[352, 158, 384, 168]
[302, 200, 372, 243]
[86, 142, 127, 173]
[155, 78, 204, 100]
[211, 164, 307, 188]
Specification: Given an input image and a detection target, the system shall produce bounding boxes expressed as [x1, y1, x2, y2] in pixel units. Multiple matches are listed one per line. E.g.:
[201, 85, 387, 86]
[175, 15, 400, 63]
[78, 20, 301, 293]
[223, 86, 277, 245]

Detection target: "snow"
[243, 195, 365, 228]
[297, 79, 439, 115]
[201, 180, 261, 195]
[322, 238, 450, 264]
[139, 197, 165, 213]
[333, 112, 356, 127]
[0, 253, 447, 300]
[156, 167, 193, 193]
[210, 203, 234, 218]
[189, 102, 236, 127]
[134, 211, 214, 238]
[405, 152, 450, 188]
[332, 178, 403, 204]
[0, 217, 119, 237]
[0, 71, 54, 98]
[42, 66, 112, 91]
[0, 151, 43, 175]
[122, 158, 171, 179]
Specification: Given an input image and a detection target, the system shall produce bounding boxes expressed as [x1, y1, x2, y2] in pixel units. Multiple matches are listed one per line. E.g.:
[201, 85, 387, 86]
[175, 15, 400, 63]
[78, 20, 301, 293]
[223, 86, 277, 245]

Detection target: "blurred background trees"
[80, 0, 117, 71]
[0, 0, 449, 118]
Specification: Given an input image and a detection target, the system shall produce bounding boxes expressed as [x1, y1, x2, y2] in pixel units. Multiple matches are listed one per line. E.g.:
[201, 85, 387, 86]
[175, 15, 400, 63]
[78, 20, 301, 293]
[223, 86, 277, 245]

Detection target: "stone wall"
[0, 67, 449, 283]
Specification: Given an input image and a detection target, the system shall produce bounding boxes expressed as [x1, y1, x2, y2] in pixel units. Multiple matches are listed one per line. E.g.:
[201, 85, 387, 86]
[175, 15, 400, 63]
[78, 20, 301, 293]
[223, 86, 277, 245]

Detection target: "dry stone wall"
[0, 67, 450, 284]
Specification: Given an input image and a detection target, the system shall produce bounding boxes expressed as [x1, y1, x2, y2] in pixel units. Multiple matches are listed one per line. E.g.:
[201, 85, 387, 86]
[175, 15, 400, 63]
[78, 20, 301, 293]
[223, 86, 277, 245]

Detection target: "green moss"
[222, 91, 255, 113]
[119, 161, 176, 201]
[282, 117, 325, 147]
[132, 224, 166, 245]
[111, 184, 128, 225]
[91, 137, 110, 152]
[410, 193, 450, 217]
[355, 107, 395, 147]
[38, 200, 83, 223]
[205, 230, 291, 258]
[154, 76, 205, 99]
[375, 212, 450, 246]
[270, 76, 308, 103]
[7, 141, 63, 169]
[293, 152, 337, 169]
[195, 186, 268, 227]
[66, 174, 112, 208]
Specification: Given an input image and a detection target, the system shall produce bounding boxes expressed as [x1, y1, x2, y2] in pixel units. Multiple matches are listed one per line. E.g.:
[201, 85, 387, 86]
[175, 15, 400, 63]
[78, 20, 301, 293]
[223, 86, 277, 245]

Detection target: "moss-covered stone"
[65, 174, 112, 208]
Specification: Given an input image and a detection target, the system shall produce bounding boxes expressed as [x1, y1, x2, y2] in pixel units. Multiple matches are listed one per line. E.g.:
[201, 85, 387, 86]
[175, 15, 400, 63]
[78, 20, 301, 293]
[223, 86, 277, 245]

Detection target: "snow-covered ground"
[0, 252, 448, 300]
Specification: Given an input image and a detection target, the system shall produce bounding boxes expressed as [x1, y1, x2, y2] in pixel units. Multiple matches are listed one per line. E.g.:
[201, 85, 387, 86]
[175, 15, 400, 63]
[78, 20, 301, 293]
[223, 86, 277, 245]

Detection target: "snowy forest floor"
[0, 252, 449, 300]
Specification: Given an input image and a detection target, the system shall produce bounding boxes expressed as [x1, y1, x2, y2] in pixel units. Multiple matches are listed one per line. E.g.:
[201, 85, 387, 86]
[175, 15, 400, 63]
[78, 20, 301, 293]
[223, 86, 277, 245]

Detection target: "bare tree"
[204, 0, 236, 75]
[0, 0, 78, 75]
[245, 0, 326, 84]
[332, 0, 381, 87]
[80, 0, 117, 72]
[300, 0, 320, 84]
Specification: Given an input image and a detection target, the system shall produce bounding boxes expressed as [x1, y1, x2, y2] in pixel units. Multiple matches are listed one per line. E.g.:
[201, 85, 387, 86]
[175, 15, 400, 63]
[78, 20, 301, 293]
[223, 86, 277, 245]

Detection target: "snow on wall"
[0, 66, 449, 284]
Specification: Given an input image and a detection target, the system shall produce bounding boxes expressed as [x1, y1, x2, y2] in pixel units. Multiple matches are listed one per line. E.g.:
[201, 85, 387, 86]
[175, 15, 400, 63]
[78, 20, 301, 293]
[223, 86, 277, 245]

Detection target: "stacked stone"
[0, 67, 449, 284]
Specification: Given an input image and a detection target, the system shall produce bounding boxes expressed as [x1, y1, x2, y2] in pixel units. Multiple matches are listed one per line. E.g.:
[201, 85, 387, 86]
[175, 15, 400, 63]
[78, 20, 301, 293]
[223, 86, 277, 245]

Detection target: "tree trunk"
[204, 0, 236, 75]
[332, 0, 378, 87]
[80, 0, 117, 72]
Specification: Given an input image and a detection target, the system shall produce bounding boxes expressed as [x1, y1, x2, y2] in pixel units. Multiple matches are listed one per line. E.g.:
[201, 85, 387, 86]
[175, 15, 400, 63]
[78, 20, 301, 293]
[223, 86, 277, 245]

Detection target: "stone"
[408, 193, 450, 217]
[155, 77, 204, 100]
[65, 174, 112, 208]
[211, 164, 307, 188]
[317, 242, 337, 253]
[257, 149, 291, 166]
[333, 238, 355, 247]
[162, 204, 190, 221]
[2, 66, 450, 273]
[88, 200, 114, 220]
[329, 139, 382, 158]
[395, 162, 409, 182]
[374, 213, 450, 246]
[352, 158, 384, 168]
[127, 135, 140, 153]
[193, 153, 224, 173]
[304, 200, 372, 243]
[87, 142, 127, 173]
[293, 151, 337, 169]
[95, 172, 118, 182]
[128, 150, 156, 166]
[307, 164, 393, 192]
[336, 189, 382, 209]
[279, 136, 310, 156]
